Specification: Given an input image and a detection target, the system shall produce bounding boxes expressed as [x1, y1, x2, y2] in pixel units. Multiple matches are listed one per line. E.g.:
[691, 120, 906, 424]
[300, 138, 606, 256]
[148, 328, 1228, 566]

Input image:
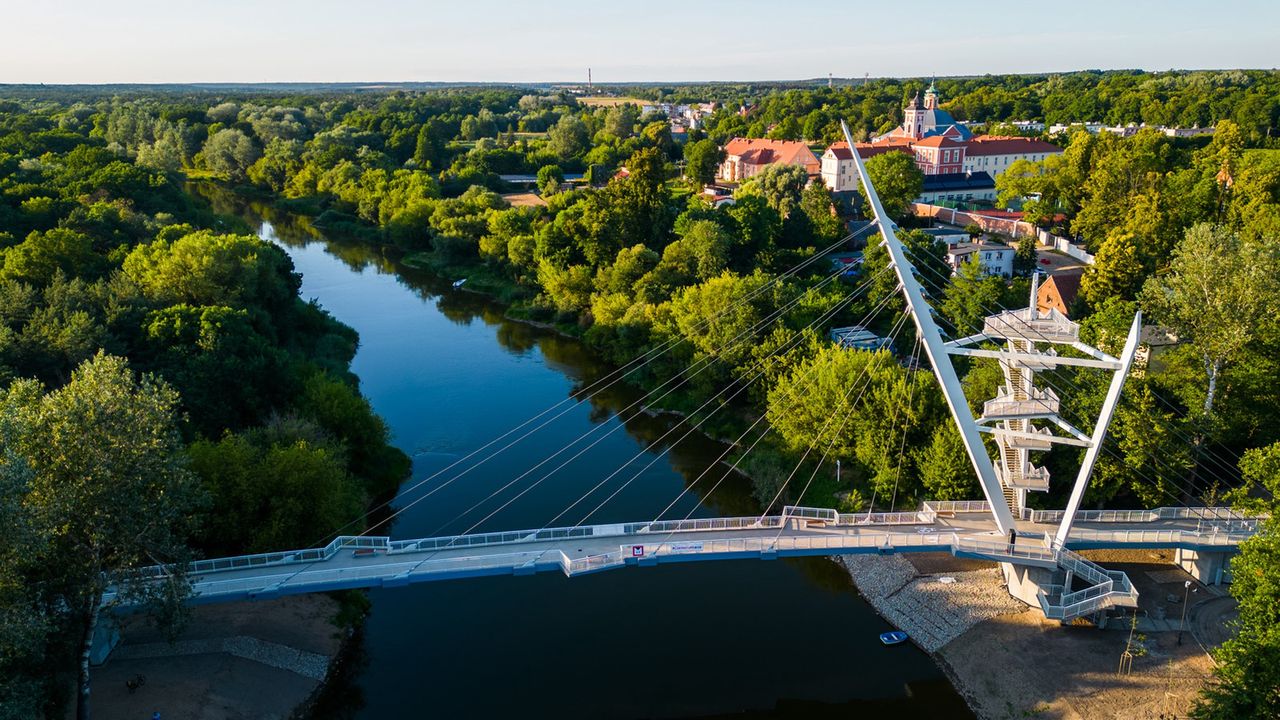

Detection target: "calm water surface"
[201, 189, 973, 719]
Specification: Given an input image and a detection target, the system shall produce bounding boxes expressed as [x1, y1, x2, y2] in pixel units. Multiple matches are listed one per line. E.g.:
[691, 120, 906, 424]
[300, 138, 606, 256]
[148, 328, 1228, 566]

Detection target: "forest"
[0, 67, 1278, 718]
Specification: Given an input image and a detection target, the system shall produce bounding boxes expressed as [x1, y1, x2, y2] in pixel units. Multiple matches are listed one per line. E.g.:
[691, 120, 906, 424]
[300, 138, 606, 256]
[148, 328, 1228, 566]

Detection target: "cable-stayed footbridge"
[122, 502, 1256, 622]
[118, 119, 1263, 629]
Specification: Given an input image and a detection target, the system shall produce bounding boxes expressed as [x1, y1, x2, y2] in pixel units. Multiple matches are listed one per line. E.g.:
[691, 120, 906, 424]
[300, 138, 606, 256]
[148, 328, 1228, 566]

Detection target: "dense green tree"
[536, 164, 564, 196]
[940, 257, 1006, 335]
[735, 163, 807, 217]
[915, 423, 976, 500]
[293, 372, 409, 494]
[189, 420, 362, 554]
[603, 105, 639, 139]
[1081, 231, 1145, 307]
[548, 115, 590, 160]
[202, 128, 261, 181]
[1193, 525, 1280, 716]
[139, 304, 287, 434]
[2, 353, 199, 720]
[1140, 223, 1280, 417]
[122, 230, 299, 315]
[683, 138, 724, 187]
[1013, 236, 1037, 277]
[862, 151, 924, 221]
[798, 182, 844, 244]
[0, 229, 104, 286]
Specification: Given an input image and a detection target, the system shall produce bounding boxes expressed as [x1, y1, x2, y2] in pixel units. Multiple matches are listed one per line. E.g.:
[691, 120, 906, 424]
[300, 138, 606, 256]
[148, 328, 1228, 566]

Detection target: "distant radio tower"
[588, 68, 592, 91]
[828, 73, 833, 88]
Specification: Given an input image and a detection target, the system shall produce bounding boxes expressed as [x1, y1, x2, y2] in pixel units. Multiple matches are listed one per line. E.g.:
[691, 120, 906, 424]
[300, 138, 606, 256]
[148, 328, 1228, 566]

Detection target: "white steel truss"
[841, 120, 1142, 544]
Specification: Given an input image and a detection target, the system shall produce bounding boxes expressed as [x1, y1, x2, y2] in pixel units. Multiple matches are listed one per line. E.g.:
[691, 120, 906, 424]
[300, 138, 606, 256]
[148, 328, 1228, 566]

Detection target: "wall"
[911, 203, 1096, 266]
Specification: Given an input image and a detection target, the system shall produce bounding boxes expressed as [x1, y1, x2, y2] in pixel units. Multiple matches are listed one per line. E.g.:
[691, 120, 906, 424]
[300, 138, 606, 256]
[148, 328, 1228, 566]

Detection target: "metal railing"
[983, 387, 1061, 419]
[1069, 528, 1257, 547]
[953, 536, 1057, 563]
[838, 511, 935, 525]
[984, 311, 1080, 344]
[783, 506, 839, 522]
[923, 500, 991, 514]
[125, 504, 1264, 586]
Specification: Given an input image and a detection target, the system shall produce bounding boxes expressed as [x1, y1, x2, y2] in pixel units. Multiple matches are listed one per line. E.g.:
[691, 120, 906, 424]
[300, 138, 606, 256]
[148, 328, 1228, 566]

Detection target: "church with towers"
[821, 81, 1064, 197]
[876, 81, 973, 143]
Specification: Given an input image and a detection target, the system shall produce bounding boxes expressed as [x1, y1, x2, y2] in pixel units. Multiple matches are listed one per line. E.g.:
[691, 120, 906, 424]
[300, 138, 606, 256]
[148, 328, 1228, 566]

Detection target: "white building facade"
[946, 242, 1014, 277]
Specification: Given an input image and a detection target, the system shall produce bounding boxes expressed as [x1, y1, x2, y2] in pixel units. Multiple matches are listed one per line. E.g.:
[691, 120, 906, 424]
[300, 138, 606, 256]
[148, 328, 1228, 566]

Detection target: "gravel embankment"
[110, 635, 331, 680]
[835, 554, 1026, 652]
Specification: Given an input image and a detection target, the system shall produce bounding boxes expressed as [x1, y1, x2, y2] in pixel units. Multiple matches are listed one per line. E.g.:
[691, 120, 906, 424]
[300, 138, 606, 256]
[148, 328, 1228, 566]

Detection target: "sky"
[2, 0, 1277, 84]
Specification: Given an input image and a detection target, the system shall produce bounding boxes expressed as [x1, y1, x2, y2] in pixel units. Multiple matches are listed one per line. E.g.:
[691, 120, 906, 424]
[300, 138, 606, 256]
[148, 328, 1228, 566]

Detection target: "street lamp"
[1177, 580, 1194, 646]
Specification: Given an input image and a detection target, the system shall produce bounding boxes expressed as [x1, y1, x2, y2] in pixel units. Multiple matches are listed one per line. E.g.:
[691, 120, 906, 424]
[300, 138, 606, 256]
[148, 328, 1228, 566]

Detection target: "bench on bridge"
[352, 548, 380, 558]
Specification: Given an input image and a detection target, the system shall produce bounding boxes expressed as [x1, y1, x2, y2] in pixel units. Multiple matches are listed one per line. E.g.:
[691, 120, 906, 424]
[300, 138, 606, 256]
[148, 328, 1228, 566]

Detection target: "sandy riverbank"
[88, 595, 344, 720]
[835, 550, 1228, 720]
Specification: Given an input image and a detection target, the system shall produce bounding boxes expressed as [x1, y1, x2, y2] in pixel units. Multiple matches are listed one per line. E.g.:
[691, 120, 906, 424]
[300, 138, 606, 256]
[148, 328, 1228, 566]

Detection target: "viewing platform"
[1003, 464, 1051, 491]
[983, 309, 1079, 344]
[982, 387, 1061, 420]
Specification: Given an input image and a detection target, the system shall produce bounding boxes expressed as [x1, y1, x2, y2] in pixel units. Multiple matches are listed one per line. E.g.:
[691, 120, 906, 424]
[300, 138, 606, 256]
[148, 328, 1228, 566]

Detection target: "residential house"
[1036, 271, 1083, 318]
[946, 242, 1014, 277]
[821, 141, 911, 192]
[719, 137, 821, 183]
[918, 226, 971, 245]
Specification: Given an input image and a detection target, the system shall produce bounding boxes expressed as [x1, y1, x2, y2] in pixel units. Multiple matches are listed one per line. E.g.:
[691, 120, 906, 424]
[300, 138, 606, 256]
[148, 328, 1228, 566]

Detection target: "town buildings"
[719, 137, 821, 183]
[820, 83, 1062, 202]
[1046, 121, 1215, 138]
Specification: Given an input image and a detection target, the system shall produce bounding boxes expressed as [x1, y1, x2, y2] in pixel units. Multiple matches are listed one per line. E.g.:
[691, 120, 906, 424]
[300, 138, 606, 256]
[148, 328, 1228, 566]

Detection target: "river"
[201, 189, 973, 719]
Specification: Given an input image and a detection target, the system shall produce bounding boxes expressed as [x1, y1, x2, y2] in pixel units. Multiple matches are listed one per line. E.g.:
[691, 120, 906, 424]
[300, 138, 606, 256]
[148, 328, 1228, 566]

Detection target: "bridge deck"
[117, 505, 1257, 607]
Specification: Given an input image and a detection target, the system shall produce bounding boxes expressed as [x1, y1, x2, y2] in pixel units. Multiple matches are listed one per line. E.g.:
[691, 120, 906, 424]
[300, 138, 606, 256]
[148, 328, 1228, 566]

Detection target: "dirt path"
[939, 611, 1215, 720]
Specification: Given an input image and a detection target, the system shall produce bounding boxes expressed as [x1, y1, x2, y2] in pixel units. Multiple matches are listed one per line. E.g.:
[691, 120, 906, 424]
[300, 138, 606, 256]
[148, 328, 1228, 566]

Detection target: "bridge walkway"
[117, 504, 1258, 618]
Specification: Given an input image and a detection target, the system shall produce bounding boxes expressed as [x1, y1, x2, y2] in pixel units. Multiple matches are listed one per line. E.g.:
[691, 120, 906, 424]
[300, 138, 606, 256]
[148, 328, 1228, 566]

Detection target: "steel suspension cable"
[368, 263, 876, 540]
[307, 234, 859, 547]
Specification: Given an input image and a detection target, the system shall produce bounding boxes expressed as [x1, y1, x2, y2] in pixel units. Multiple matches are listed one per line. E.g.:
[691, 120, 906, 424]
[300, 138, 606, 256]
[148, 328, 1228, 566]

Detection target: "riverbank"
[88, 596, 344, 720]
[836, 550, 1226, 719]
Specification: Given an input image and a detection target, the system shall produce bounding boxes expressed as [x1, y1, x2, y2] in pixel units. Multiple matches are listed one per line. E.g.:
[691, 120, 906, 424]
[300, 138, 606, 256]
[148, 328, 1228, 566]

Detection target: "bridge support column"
[999, 562, 1057, 609]
[89, 615, 121, 666]
[1174, 548, 1231, 586]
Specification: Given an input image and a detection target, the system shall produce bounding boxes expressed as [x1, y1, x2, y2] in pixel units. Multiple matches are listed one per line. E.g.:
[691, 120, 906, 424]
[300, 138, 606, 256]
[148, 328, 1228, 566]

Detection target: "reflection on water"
[189, 183, 974, 720]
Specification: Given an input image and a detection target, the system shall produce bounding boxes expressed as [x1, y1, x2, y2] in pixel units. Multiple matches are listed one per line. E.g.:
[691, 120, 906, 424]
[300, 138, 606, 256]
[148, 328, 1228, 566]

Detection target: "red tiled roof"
[912, 135, 964, 148]
[856, 144, 912, 160]
[825, 140, 913, 161]
[1044, 271, 1083, 307]
[826, 142, 854, 160]
[966, 136, 1062, 156]
[723, 137, 818, 168]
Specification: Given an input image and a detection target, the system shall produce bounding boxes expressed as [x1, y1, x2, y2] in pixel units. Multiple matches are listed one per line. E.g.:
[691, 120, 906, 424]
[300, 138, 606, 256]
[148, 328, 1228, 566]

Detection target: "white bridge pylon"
[839, 120, 1142, 548]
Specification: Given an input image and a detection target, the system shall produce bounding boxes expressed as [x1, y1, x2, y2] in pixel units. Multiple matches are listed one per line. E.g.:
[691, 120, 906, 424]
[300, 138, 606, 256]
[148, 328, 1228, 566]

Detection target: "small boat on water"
[879, 631, 909, 646]
[452, 278, 467, 288]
